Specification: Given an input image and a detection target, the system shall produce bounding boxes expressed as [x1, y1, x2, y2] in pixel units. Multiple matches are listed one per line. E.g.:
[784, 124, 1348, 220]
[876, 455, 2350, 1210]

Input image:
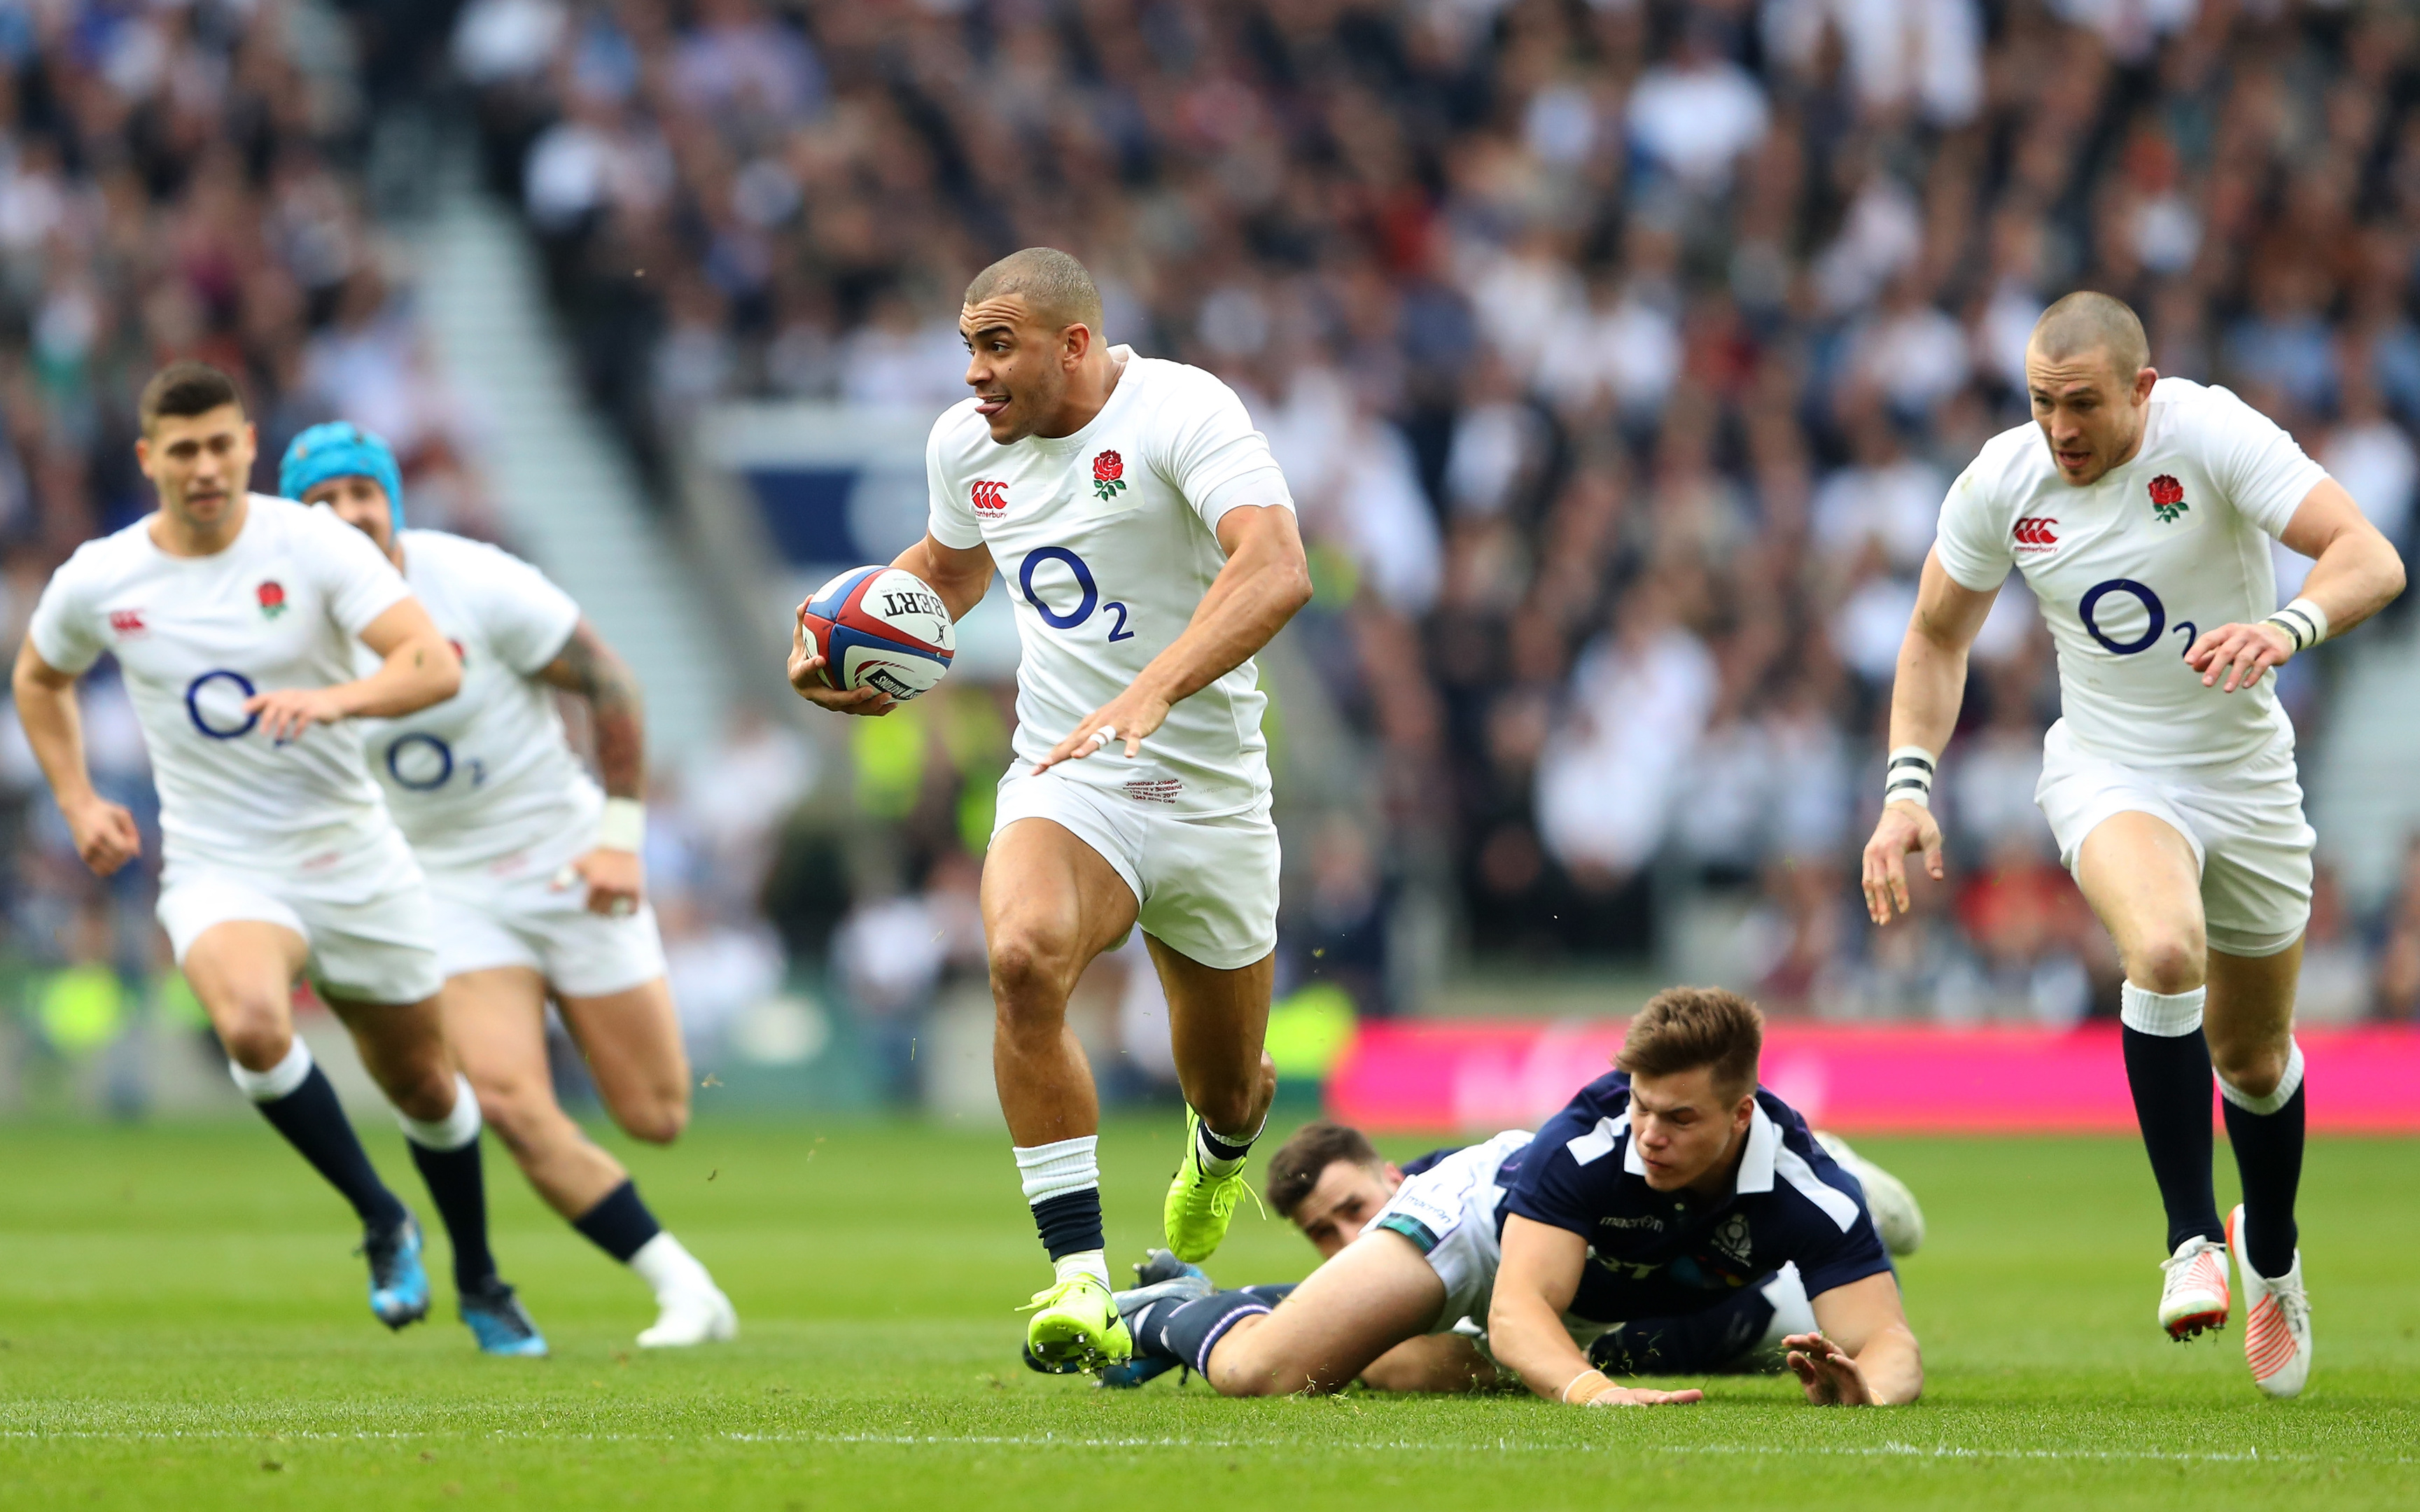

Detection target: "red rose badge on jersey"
[256, 580, 287, 619]
[1091, 449, 1126, 503]
[2149, 474, 2188, 524]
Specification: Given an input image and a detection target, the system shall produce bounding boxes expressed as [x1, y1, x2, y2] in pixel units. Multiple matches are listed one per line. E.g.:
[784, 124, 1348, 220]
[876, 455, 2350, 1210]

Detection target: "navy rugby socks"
[1015, 1135, 1110, 1289]
[400, 1074, 498, 1291]
[1133, 1287, 1287, 1373]
[2218, 1040, 2307, 1280]
[2118, 983, 2225, 1252]
[230, 1040, 409, 1231]
[573, 1178, 663, 1262]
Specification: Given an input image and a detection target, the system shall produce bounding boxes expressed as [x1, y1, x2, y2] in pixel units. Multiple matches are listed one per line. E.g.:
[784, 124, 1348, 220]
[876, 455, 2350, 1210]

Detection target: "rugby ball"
[798, 566, 955, 702]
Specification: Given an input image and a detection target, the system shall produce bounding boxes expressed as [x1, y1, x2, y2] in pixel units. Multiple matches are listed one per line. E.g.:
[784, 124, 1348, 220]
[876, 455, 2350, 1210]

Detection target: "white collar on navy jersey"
[1623, 1098, 1778, 1196]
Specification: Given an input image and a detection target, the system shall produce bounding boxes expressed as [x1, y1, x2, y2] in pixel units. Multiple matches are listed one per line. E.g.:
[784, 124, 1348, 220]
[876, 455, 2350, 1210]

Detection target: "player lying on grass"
[284, 424, 736, 1348]
[1103, 987, 1923, 1406]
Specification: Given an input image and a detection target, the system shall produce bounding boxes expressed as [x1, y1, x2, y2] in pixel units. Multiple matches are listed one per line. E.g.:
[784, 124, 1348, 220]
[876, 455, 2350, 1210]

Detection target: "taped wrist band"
[1883, 746, 1936, 809]
[2264, 597, 2328, 653]
[1563, 1368, 1614, 1404]
[598, 797, 645, 852]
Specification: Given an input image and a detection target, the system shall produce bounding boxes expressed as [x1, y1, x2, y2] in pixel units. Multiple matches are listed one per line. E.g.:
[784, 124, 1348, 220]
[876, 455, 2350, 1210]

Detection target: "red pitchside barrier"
[1324, 1021, 2420, 1135]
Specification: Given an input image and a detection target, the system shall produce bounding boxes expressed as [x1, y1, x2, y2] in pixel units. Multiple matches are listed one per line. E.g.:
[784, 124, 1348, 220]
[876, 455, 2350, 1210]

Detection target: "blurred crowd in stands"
[451, 0, 2420, 1030]
[14, 0, 2420, 1117]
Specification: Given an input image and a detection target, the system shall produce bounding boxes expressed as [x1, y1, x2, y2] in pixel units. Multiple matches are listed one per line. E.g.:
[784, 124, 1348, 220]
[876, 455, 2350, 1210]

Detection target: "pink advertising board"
[1326, 1021, 2420, 1135]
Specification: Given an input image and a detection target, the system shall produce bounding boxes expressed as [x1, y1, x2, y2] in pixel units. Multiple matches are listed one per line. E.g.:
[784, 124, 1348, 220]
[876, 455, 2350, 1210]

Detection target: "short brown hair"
[1615, 986, 1763, 1098]
[1264, 1119, 1381, 1220]
[139, 360, 244, 432]
[2029, 290, 2149, 379]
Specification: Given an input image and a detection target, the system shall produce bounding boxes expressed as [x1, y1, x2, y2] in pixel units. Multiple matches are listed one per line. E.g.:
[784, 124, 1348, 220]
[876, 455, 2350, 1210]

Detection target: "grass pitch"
[2, 1114, 2416, 1511]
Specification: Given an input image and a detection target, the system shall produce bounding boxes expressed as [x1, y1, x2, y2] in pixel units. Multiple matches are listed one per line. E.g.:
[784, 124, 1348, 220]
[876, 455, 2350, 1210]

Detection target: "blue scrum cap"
[279, 421, 404, 534]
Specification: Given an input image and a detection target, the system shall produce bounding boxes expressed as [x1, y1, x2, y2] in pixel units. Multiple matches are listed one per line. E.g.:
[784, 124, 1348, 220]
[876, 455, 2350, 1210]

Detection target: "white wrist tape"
[598, 797, 645, 852]
[1883, 746, 1936, 809]
[2264, 597, 2328, 652]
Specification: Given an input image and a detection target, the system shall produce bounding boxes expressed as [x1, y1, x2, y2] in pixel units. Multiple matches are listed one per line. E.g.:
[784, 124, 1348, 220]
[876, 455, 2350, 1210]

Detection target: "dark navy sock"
[1198, 1119, 1255, 1166]
[572, 1178, 663, 1264]
[2223, 1083, 2305, 1279]
[255, 1065, 409, 1229]
[1591, 1288, 1777, 1375]
[1128, 1283, 1296, 1365]
[1031, 1188, 1104, 1261]
[407, 1138, 497, 1292]
[1154, 1289, 1274, 1374]
[2122, 1025, 2224, 1251]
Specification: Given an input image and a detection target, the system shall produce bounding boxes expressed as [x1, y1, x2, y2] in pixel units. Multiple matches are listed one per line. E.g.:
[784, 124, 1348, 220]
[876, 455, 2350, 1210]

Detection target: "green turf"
[2, 1115, 2416, 1511]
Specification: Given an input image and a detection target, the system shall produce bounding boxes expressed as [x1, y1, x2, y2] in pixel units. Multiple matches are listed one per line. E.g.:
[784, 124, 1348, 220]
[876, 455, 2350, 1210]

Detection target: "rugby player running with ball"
[1863, 293, 2405, 1398]
[788, 247, 1310, 1373]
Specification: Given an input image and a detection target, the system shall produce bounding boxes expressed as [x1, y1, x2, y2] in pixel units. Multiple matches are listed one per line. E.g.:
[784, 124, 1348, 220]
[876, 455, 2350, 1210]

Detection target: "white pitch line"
[4, 1427, 2407, 1469]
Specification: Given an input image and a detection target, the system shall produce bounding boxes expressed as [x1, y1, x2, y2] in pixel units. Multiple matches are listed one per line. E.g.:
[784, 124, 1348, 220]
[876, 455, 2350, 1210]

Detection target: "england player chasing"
[13, 362, 542, 1354]
[281, 422, 736, 1348]
[786, 248, 1312, 1371]
[1105, 989, 1923, 1407]
[1862, 293, 2406, 1398]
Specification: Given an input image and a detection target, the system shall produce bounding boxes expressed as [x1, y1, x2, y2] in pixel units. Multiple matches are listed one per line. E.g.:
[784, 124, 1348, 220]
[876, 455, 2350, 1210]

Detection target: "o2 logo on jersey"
[970, 479, 1008, 518]
[384, 733, 454, 791]
[184, 670, 260, 740]
[1019, 546, 1135, 643]
[2080, 579, 2197, 659]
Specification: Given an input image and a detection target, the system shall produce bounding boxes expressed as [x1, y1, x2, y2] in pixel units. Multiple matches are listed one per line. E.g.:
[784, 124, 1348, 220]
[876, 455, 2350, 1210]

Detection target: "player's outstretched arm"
[1488, 1215, 1703, 1408]
[787, 534, 995, 717]
[1035, 503, 1311, 770]
[1783, 1271, 1922, 1406]
[1861, 550, 1998, 925]
[538, 618, 648, 914]
[2185, 478, 2407, 694]
[244, 597, 461, 741]
[10, 641, 139, 876]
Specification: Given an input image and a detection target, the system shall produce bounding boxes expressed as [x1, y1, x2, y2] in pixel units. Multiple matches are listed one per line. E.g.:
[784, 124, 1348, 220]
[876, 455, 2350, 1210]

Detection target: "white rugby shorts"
[2034, 718, 2313, 958]
[422, 848, 668, 999]
[157, 834, 442, 1005]
[1368, 1130, 1531, 1336]
[992, 768, 1279, 971]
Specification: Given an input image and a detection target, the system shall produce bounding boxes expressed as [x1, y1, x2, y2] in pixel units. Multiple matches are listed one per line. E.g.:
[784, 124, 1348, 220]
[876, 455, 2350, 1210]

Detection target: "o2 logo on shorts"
[2080, 580, 2197, 659]
[1019, 546, 1135, 643]
[184, 669, 259, 740]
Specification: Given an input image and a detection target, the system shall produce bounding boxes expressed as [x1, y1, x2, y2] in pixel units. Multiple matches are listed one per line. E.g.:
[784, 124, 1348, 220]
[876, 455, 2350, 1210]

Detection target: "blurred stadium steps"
[2308, 614, 2420, 913]
[410, 155, 736, 766]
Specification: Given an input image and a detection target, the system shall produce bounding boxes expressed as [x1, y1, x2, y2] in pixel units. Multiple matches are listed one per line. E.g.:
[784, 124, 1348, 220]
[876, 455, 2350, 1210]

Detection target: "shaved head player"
[788, 248, 1311, 1371]
[1862, 293, 2405, 1399]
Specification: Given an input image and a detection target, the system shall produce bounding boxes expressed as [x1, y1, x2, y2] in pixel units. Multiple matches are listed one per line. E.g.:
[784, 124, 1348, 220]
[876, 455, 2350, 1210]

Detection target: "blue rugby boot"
[363, 1214, 432, 1330]
[461, 1278, 550, 1357]
[1098, 1249, 1212, 1390]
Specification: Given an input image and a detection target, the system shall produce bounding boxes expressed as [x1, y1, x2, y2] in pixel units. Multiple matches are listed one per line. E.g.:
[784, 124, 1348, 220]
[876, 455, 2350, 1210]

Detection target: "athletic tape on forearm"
[2216, 1039, 2305, 1115]
[598, 797, 646, 852]
[398, 1073, 482, 1152]
[2264, 597, 2329, 653]
[1562, 1368, 1615, 1405]
[1883, 746, 1936, 809]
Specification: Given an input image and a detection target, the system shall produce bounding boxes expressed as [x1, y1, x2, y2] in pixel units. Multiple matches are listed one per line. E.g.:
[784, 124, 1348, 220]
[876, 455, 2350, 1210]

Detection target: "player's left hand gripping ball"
[791, 566, 955, 713]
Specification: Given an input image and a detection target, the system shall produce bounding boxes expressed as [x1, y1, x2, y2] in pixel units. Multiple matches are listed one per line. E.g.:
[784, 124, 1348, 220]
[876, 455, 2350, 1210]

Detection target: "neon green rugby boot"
[1020, 1274, 1132, 1374]
[1163, 1107, 1252, 1264]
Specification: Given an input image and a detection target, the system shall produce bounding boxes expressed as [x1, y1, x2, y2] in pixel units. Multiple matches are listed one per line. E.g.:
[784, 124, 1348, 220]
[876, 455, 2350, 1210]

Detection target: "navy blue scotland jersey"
[1500, 1070, 1892, 1324]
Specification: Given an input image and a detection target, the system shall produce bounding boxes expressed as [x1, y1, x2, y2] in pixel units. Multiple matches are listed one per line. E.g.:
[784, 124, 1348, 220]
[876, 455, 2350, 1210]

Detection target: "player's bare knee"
[218, 1011, 294, 1072]
[388, 1067, 461, 1125]
[988, 930, 1076, 1013]
[2128, 932, 2206, 995]
[2211, 1038, 2286, 1100]
[613, 1091, 687, 1145]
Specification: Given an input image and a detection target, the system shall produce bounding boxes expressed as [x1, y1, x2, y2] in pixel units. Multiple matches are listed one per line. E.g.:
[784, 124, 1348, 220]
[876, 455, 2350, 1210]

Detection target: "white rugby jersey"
[351, 530, 596, 873]
[26, 495, 413, 872]
[1935, 377, 2328, 767]
[926, 348, 1294, 817]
